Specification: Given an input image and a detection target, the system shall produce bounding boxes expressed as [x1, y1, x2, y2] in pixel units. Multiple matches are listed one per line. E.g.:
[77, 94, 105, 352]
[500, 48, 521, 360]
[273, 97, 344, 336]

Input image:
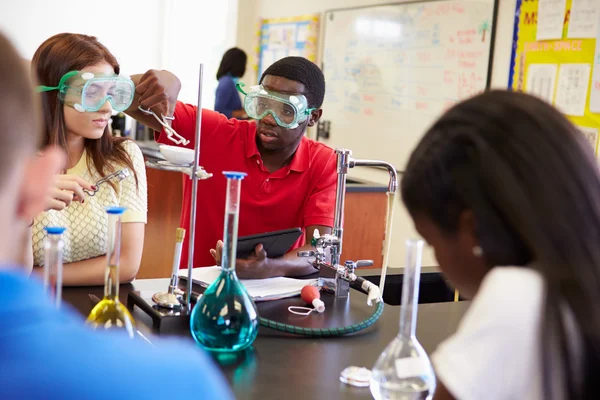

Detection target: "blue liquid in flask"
[190, 172, 259, 352]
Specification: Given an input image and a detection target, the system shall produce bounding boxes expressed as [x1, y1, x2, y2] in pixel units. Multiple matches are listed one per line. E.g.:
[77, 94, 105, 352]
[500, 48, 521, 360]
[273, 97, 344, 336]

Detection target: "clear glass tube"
[190, 171, 259, 352]
[400, 239, 423, 338]
[43, 227, 65, 308]
[370, 239, 436, 400]
[105, 209, 122, 300]
[86, 207, 136, 338]
[222, 173, 242, 272]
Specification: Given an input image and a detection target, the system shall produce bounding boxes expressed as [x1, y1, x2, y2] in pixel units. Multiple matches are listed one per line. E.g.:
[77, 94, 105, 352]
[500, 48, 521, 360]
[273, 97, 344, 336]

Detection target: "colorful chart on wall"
[510, 0, 600, 155]
[257, 15, 320, 81]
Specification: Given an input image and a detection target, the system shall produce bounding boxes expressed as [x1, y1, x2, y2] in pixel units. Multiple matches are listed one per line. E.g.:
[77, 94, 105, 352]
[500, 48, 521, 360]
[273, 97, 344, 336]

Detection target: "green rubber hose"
[259, 300, 384, 337]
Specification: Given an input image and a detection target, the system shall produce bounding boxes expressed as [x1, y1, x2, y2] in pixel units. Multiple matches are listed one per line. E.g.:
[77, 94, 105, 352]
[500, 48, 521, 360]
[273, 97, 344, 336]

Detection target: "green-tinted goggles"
[36, 71, 135, 112]
[236, 82, 315, 129]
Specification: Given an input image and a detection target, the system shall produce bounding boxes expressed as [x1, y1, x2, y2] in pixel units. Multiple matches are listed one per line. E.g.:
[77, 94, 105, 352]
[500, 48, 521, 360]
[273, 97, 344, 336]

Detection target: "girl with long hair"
[402, 90, 598, 399]
[31, 33, 147, 285]
[214, 47, 247, 119]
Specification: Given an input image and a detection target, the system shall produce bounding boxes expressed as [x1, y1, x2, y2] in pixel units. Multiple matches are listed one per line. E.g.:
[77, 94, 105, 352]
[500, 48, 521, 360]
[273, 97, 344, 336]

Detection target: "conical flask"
[86, 207, 136, 338]
[190, 171, 259, 352]
[370, 239, 436, 400]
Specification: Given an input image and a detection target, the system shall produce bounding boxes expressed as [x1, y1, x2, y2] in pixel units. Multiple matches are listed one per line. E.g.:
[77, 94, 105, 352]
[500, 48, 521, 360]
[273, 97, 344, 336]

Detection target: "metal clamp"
[138, 105, 189, 146]
[83, 169, 131, 196]
[343, 260, 374, 275]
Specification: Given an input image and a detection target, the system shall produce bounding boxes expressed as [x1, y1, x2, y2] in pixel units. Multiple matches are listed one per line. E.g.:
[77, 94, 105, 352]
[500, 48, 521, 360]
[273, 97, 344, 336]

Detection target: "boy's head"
[249, 57, 325, 153]
[0, 32, 64, 264]
[260, 56, 326, 109]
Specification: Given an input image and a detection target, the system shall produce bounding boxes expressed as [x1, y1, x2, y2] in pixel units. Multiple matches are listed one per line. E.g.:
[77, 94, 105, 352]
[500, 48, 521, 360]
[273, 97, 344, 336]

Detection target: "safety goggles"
[236, 82, 315, 129]
[36, 71, 135, 112]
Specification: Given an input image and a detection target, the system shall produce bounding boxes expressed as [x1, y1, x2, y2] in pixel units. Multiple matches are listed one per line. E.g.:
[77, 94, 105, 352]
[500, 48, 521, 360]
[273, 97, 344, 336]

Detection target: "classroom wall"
[236, 0, 518, 268]
[0, 0, 238, 109]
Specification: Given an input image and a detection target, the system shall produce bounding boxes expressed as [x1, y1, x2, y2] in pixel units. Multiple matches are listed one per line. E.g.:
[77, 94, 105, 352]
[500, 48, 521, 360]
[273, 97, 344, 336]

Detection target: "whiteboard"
[319, 0, 498, 171]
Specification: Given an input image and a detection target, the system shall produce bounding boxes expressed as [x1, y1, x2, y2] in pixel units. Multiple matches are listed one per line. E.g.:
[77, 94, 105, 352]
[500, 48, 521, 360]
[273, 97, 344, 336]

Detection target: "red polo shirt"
[156, 102, 336, 268]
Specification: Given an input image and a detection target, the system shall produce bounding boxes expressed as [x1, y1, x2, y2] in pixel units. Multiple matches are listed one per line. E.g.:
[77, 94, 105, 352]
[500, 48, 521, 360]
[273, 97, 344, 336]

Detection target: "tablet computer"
[237, 227, 303, 259]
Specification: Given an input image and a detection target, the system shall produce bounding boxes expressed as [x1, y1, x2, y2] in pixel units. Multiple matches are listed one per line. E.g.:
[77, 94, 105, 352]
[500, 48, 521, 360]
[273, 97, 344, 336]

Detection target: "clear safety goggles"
[36, 71, 135, 112]
[236, 82, 315, 129]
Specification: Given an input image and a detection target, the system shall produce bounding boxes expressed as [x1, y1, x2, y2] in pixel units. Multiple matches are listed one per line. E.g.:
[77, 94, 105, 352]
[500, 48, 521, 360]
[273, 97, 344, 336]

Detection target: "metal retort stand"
[127, 64, 210, 334]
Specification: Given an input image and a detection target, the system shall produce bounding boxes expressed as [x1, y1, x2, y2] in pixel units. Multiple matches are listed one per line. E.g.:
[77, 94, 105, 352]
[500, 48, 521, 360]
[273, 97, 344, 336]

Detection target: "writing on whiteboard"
[423, 3, 466, 18]
[322, 1, 492, 126]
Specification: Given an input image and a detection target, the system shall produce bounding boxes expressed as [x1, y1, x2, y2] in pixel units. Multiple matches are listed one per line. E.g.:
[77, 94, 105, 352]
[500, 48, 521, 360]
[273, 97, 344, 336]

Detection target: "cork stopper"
[175, 228, 186, 242]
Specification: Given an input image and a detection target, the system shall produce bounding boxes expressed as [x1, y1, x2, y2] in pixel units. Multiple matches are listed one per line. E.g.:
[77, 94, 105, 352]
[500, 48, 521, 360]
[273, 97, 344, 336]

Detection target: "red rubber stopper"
[301, 285, 320, 304]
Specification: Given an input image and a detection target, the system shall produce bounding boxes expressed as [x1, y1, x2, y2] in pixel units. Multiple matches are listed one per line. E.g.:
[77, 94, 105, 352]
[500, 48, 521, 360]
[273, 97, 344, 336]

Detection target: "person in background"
[127, 57, 335, 278]
[401, 90, 600, 400]
[0, 31, 233, 400]
[30, 33, 148, 285]
[214, 47, 248, 119]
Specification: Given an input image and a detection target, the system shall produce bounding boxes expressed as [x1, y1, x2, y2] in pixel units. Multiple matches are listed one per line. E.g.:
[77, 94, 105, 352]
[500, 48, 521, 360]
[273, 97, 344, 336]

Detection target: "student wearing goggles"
[31, 33, 147, 287]
[128, 57, 334, 278]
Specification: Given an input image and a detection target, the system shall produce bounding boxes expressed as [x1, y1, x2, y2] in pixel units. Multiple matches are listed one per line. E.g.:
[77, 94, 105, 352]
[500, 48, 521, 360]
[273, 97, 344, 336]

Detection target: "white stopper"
[312, 298, 325, 313]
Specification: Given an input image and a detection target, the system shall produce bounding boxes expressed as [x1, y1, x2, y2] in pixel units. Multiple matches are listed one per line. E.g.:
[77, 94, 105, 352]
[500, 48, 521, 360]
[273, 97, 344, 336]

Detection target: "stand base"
[127, 291, 195, 335]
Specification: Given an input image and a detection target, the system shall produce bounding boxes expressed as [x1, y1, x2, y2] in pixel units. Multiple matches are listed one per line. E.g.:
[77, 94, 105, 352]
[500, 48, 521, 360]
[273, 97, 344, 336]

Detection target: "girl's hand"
[45, 175, 95, 211]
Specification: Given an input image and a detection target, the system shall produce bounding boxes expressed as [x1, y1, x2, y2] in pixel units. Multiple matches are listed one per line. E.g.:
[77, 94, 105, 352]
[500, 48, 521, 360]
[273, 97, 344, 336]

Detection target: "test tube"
[221, 171, 247, 272]
[105, 207, 126, 300]
[400, 239, 424, 338]
[43, 227, 66, 307]
[168, 228, 186, 294]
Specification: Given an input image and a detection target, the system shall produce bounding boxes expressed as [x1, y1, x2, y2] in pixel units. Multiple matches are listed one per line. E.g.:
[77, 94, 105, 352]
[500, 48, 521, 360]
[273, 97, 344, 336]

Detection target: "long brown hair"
[32, 33, 138, 188]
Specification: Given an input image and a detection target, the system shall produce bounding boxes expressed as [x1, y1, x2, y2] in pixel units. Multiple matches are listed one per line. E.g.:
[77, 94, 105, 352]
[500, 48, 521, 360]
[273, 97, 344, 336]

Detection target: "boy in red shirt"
[128, 57, 336, 278]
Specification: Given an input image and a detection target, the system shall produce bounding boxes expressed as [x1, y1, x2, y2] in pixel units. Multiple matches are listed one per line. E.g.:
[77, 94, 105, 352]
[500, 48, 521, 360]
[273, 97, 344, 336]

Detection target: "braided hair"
[402, 90, 600, 399]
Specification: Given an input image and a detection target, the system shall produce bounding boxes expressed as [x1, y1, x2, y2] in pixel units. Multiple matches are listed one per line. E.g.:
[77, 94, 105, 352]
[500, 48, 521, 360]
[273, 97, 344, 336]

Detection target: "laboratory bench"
[135, 140, 454, 306]
[63, 278, 469, 400]
[136, 140, 394, 279]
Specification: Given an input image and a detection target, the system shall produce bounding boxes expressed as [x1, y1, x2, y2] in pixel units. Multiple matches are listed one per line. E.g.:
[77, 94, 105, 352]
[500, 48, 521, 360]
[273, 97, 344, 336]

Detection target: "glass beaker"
[190, 171, 259, 352]
[86, 207, 136, 338]
[370, 239, 436, 400]
[43, 226, 66, 307]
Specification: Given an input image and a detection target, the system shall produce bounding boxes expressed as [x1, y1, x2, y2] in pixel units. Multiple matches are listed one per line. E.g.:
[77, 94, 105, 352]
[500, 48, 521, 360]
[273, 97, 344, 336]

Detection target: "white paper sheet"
[568, 0, 600, 39]
[590, 13, 600, 113]
[554, 63, 591, 116]
[297, 23, 310, 43]
[537, 0, 568, 41]
[591, 65, 600, 113]
[579, 126, 599, 152]
[261, 49, 276, 74]
[267, 24, 298, 48]
[289, 48, 303, 58]
[179, 267, 318, 302]
[525, 64, 558, 103]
